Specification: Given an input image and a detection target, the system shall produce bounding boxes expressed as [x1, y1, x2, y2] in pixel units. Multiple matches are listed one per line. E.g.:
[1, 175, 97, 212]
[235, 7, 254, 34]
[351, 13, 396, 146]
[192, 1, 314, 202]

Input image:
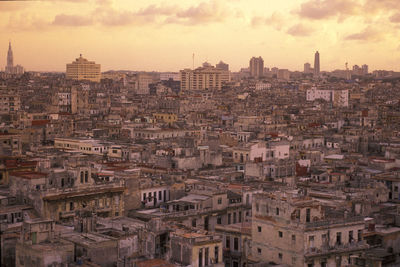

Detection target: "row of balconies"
[305, 240, 368, 257]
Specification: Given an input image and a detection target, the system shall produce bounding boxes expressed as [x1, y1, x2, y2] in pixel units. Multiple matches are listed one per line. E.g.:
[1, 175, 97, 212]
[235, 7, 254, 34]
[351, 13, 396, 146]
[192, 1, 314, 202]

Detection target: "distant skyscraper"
[216, 61, 229, 71]
[314, 51, 320, 77]
[7, 42, 13, 68]
[180, 66, 230, 91]
[202, 62, 213, 68]
[304, 63, 311, 74]
[277, 69, 290, 80]
[66, 54, 101, 82]
[362, 64, 368, 75]
[5, 42, 24, 75]
[249, 57, 264, 78]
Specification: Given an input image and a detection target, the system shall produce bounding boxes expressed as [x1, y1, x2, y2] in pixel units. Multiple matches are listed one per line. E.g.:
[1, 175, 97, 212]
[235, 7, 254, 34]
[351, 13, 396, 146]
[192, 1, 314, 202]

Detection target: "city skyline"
[1, 0, 400, 72]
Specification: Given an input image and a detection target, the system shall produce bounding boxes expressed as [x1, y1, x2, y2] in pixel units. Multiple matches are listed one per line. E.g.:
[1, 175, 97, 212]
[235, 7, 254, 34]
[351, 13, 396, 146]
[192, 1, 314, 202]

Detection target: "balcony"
[223, 248, 243, 258]
[305, 240, 369, 257]
[305, 216, 365, 230]
[59, 210, 75, 218]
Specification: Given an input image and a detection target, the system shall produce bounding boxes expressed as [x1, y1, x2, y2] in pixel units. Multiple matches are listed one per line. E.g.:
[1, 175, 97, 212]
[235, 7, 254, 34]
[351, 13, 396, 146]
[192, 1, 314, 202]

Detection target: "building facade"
[249, 57, 264, 78]
[180, 66, 229, 91]
[66, 54, 101, 82]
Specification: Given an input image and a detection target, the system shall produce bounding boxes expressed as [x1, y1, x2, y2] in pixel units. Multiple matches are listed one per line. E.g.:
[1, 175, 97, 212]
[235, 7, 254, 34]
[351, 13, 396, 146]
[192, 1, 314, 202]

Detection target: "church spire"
[7, 41, 13, 68]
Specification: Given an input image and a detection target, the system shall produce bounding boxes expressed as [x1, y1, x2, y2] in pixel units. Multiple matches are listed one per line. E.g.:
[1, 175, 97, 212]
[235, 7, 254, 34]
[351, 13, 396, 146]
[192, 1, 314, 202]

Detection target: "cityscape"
[1, 1, 400, 267]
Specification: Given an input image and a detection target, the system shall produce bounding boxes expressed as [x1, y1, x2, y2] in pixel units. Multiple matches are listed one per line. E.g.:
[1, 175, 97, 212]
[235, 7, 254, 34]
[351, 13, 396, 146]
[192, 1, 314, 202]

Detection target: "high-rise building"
[216, 61, 229, 71]
[304, 63, 312, 74]
[277, 69, 290, 80]
[180, 66, 230, 91]
[136, 73, 157, 95]
[7, 42, 13, 68]
[362, 64, 368, 75]
[66, 54, 101, 82]
[314, 51, 320, 77]
[249, 57, 264, 78]
[5, 42, 24, 75]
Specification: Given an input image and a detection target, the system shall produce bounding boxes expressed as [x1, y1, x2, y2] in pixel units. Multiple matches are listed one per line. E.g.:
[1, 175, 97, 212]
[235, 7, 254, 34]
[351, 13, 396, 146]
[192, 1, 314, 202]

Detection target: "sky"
[0, 0, 400, 72]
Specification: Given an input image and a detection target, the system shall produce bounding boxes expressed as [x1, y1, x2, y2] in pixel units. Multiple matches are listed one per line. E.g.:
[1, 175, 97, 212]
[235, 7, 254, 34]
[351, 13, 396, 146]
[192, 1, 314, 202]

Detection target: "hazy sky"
[1, 0, 399, 72]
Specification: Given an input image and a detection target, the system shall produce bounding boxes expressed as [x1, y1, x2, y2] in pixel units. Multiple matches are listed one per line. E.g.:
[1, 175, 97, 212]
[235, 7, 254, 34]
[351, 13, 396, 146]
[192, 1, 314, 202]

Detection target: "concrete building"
[160, 72, 181, 81]
[304, 63, 313, 74]
[170, 230, 224, 267]
[16, 219, 74, 267]
[66, 54, 101, 82]
[314, 51, 320, 78]
[0, 92, 20, 114]
[252, 191, 368, 267]
[277, 69, 290, 80]
[216, 61, 229, 71]
[306, 87, 349, 107]
[249, 57, 264, 78]
[180, 66, 229, 91]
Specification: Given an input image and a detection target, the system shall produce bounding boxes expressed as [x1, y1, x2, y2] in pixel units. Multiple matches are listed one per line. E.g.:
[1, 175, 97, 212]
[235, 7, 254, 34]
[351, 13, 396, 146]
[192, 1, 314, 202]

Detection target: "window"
[159, 191, 162, 200]
[257, 248, 262, 255]
[278, 231, 283, 238]
[143, 193, 147, 201]
[349, 231, 354, 242]
[226, 236, 230, 249]
[233, 212, 237, 224]
[276, 207, 280, 215]
[309, 236, 315, 248]
[205, 247, 209, 266]
[214, 246, 219, 264]
[234, 237, 239, 250]
[80, 171, 84, 183]
[258, 226, 262, 232]
[336, 232, 342, 245]
[218, 197, 222, 204]
[292, 234, 296, 243]
[192, 219, 196, 227]
[228, 213, 231, 224]
[322, 234, 327, 244]
[358, 229, 362, 241]
[306, 208, 311, 222]
[217, 216, 222, 224]
[85, 171, 88, 183]
[70, 202, 74, 211]
[239, 211, 242, 223]
[278, 253, 283, 260]
[256, 203, 259, 212]
[199, 248, 203, 267]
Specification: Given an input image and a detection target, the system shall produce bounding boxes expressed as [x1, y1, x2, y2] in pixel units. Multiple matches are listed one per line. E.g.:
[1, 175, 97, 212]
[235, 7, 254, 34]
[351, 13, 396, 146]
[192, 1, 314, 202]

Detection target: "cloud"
[251, 12, 285, 30]
[344, 26, 384, 41]
[297, 0, 361, 20]
[175, 0, 229, 25]
[95, 0, 230, 26]
[6, 13, 49, 31]
[136, 4, 177, 16]
[52, 14, 93, 26]
[287, 23, 315, 36]
[0, 1, 30, 12]
[390, 13, 400, 23]
[363, 0, 400, 14]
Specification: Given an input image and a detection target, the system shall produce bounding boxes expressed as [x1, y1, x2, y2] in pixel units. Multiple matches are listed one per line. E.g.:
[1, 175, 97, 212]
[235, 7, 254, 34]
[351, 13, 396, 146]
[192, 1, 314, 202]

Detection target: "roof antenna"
[192, 53, 195, 69]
